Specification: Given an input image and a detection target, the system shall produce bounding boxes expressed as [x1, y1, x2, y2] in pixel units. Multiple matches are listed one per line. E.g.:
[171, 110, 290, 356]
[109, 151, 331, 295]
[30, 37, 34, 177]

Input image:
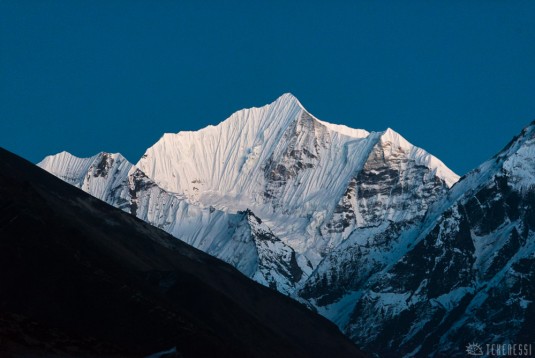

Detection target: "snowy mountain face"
[39, 94, 535, 356]
[39, 151, 133, 202]
[134, 94, 457, 271]
[39, 94, 457, 294]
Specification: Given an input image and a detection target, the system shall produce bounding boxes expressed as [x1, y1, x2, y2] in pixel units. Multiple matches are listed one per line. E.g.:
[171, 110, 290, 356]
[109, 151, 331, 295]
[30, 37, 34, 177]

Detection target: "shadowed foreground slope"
[0, 148, 364, 358]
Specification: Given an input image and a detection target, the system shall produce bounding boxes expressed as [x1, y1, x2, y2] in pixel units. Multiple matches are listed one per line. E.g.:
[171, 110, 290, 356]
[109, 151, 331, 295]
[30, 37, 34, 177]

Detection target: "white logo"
[466, 342, 484, 356]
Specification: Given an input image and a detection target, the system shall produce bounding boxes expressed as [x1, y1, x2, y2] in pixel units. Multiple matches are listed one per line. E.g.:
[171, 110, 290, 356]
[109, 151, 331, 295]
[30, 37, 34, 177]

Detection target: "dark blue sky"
[1, 1, 534, 175]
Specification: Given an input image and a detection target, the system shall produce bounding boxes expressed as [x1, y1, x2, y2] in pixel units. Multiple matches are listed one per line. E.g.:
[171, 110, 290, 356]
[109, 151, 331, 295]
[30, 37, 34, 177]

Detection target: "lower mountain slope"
[0, 147, 363, 358]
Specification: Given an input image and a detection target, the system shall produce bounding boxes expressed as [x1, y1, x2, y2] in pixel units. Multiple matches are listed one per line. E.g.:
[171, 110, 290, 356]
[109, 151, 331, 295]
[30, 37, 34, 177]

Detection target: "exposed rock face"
[263, 111, 330, 210]
[245, 210, 304, 292]
[301, 128, 453, 318]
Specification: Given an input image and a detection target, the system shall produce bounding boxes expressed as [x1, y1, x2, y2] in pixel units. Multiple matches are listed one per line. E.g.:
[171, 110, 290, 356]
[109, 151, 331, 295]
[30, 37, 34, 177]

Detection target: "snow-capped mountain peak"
[136, 95, 459, 214]
[39, 151, 133, 201]
[38, 94, 461, 288]
[135, 94, 311, 200]
[40, 94, 518, 357]
[379, 127, 459, 188]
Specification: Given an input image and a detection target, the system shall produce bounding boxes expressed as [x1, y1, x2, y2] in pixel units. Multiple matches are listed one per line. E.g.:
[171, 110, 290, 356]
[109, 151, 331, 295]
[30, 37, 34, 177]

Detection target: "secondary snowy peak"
[495, 121, 535, 190]
[433, 121, 535, 212]
[39, 151, 98, 186]
[39, 151, 133, 202]
[379, 128, 459, 188]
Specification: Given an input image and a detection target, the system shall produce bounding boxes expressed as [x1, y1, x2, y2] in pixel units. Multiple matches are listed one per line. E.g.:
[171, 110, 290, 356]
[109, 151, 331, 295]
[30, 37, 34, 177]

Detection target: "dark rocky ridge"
[0, 147, 364, 358]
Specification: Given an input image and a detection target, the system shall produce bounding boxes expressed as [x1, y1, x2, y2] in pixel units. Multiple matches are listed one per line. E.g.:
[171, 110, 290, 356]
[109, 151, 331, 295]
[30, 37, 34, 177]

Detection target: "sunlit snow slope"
[136, 93, 458, 265]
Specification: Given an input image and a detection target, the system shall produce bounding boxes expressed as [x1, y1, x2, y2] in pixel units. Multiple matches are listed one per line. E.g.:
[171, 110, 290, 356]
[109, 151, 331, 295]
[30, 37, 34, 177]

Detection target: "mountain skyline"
[10, 91, 535, 177]
[3, 2, 535, 356]
[2, 1, 535, 175]
[37, 91, 461, 298]
[37, 93, 535, 355]
[34, 91, 535, 181]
